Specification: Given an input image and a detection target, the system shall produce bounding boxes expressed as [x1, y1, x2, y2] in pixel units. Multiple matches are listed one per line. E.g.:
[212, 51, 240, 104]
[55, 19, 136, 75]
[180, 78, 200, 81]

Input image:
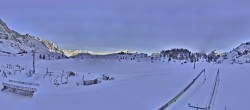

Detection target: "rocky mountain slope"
[219, 42, 250, 63]
[0, 18, 62, 55]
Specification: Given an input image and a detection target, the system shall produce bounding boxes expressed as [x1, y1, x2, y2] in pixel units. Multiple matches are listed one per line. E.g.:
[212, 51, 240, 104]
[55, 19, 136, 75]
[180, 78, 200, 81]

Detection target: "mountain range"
[0, 18, 249, 63]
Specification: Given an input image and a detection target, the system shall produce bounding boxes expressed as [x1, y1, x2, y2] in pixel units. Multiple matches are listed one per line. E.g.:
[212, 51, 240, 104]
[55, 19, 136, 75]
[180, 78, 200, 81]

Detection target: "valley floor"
[0, 55, 249, 110]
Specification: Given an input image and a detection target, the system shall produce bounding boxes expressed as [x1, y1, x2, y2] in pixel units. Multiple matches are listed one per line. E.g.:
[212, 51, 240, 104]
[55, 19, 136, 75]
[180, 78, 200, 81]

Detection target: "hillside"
[0, 18, 62, 55]
[219, 42, 250, 64]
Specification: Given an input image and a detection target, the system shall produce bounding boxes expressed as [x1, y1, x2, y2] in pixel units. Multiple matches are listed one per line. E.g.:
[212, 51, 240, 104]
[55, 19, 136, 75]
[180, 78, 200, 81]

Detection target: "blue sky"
[1, 0, 250, 54]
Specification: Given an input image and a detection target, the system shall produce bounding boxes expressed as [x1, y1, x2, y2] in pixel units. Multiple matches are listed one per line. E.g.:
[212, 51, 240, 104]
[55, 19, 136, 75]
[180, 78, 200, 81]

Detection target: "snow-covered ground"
[0, 55, 249, 110]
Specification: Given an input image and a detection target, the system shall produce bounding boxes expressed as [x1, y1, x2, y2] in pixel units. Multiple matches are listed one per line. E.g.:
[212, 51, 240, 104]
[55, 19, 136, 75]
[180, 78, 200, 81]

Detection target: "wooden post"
[61, 73, 63, 83]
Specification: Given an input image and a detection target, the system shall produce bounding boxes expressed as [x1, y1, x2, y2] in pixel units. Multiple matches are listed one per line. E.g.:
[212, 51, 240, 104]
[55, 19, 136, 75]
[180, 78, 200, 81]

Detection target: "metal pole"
[194, 61, 196, 69]
[32, 50, 35, 74]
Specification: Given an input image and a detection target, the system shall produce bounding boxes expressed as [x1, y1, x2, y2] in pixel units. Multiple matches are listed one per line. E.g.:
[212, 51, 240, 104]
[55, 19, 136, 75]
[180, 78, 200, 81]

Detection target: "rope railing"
[159, 69, 206, 110]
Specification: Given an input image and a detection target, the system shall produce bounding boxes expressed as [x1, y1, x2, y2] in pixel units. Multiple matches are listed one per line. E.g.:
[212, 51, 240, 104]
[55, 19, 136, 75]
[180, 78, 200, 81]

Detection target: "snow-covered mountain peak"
[62, 49, 89, 57]
[0, 18, 63, 55]
[0, 18, 11, 33]
[219, 42, 250, 63]
[210, 50, 221, 56]
[234, 42, 250, 52]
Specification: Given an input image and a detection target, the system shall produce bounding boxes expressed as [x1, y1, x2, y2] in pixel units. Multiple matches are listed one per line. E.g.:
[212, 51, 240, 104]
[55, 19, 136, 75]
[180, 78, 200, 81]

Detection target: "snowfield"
[0, 55, 249, 110]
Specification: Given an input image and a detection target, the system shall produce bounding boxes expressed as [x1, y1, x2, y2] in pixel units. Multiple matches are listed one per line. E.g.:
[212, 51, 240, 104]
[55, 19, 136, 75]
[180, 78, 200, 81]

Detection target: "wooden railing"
[2, 82, 37, 92]
[9, 80, 40, 86]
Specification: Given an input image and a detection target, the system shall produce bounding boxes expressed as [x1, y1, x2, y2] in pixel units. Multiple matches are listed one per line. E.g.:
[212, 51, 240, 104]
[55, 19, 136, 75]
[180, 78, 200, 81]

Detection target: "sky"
[1, 0, 250, 54]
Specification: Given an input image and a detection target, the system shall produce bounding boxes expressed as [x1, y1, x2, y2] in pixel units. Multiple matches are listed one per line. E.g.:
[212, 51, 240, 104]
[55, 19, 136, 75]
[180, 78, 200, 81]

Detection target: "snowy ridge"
[0, 18, 63, 55]
[219, 42, 250, 63]
[62, 49, 89, 57]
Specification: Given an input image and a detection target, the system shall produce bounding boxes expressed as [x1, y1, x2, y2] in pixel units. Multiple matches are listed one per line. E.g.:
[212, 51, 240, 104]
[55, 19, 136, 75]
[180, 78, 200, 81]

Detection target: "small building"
[83, 78, 101, 85]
